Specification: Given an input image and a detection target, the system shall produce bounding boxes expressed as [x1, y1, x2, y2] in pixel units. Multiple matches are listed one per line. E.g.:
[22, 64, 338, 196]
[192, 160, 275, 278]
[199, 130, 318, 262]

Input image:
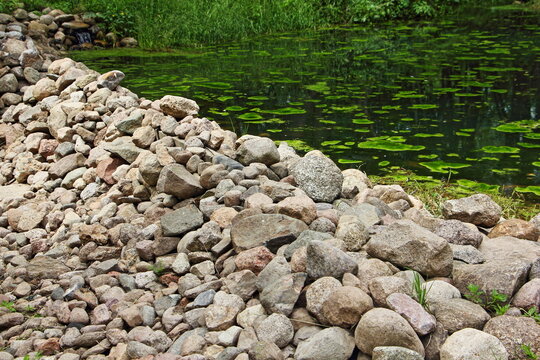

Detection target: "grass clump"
[464, 284, 510, 315]
[412, 271, 432, 310]
[521, 344, 539, 360]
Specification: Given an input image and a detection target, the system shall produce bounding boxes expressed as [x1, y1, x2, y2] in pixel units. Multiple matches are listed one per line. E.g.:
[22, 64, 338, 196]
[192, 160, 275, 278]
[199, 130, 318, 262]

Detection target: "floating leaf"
[225, 105, 246, 111]
[409, 104, 438, 110]
[358, 140, 425, 151]
[238, 112, 263, 120]
[378, 160, 390, 166]
[305, 81, 330, 93]
[414, 133, 444, 138]
[261, 107, 307, 115]
[420, 160, 471, 173]
[480, 146, 520, 154]
[338, 158, 362, 164]
[515, 186, 540, 196]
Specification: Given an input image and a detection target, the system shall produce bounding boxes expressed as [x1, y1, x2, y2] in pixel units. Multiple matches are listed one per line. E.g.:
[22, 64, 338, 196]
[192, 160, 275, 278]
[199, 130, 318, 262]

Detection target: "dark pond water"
[71, 8, 540, 195]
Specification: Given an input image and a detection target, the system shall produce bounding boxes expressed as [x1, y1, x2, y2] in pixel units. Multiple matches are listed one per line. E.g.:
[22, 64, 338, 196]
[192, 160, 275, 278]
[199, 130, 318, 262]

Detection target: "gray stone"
[160, 204, 204, 237]
[295, 327, 355, 360]
[156, 164, 204, 200]
[372, 346, 424, 360]
[354, 308, 425, 356]
[366, 220, 453, 277]
[231, 214, 308, 251]
[255, 313, 294, 348]
[306, 240, 357, 279]
[103, 137, 143, 163]
[429, 298, 490, 333]
[434, 219, 484, 247]
[0, 73, 17, 93]
[160, 95, 199, 118]
[290, 153, 343, 202]
[236, 136, 280, 166]
[439, 328, 508, 360]
[442, 194, 502, 227]
[450, 244, 485, 264]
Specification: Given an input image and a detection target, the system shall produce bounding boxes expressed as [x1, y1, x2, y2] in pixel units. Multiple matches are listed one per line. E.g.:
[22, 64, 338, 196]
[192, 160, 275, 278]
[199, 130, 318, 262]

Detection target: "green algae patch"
[358, 140, 425, 151]
[282, 140, 315, 153]
[480, 146, 520, 154]
[419, 160, 471, 173]
[305, 81, 331, 93]
[260, 107, 307, 115]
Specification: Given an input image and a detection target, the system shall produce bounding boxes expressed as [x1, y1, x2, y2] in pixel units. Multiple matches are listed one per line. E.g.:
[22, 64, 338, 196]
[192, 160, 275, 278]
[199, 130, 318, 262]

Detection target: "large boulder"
[231, 214, 308, 251]
[429, 299, 491, 334]
[236, 136, 280, 166]
[290, 152, 343, 203]
[354, 308, 425, 356]
[453, 259, 530, 299]
[439, 328, 508, 360]
[156, 164, 204, 200]
[441, 194, 502, 227]
[366, 220, 453, 277]
[483, 315, 540, 360]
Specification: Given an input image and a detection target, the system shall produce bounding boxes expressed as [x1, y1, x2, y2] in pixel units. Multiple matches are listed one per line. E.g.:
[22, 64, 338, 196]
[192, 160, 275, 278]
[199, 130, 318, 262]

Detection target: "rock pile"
[1, 7, 540, 360]
[0, 6, 137, 56]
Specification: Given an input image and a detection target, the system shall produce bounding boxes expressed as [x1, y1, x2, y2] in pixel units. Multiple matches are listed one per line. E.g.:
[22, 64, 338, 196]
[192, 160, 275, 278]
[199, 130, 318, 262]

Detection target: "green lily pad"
[493, 123, 532, 133]
[338, 158, 362, 164]
[198, 82, 232, 89]
[378, 161, 390, 166]
[321, 140, 341, 146]
[515, 186, 540, 196]
[419, 160, 471, 173]
[247, 96, 269, 100]
[518, 142, 540, 148]
[225, 106, 246, 111]
[358, 140, 425, 151]
[409, 104, 438, 110]
[238, 112, 264, 120]
[305, 81, 330, 93]
[480, 146, 520, 154]
[261, 107, 307, 115]
[532, 162, 540, 167]
[414, 133, 444, 138]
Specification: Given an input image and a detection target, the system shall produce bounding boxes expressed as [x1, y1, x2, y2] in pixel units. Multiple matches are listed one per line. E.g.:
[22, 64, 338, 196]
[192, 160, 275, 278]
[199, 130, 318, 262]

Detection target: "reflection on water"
[72, 8, 540, 189]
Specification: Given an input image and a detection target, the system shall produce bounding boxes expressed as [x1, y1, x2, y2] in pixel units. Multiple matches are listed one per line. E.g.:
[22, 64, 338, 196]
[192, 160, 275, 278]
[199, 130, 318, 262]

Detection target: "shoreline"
[1, 6, 540, 360]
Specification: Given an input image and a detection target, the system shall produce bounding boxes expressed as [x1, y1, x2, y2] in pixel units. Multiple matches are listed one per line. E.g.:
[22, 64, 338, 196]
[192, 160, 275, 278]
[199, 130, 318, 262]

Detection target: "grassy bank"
[371, 170, 540, 220]
[2, 0, 479, 49]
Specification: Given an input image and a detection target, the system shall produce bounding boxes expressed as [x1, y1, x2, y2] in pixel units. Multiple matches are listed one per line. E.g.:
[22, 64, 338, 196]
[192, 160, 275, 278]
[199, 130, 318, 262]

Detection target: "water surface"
[72, 8, 540, 194]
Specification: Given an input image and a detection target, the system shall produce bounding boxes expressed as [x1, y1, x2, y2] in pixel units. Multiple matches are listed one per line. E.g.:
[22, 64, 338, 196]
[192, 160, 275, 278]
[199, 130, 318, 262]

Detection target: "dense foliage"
[3, 0, 482, 48]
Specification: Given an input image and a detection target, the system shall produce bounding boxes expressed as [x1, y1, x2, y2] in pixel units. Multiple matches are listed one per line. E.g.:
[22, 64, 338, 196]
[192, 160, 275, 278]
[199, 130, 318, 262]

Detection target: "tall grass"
[18, 0, 473, 49]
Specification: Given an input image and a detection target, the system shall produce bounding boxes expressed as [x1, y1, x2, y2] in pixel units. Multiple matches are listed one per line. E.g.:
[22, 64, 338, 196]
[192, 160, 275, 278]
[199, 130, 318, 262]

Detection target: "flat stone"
[366, 220, 453, 277]
[386, 293, 436, 336]
[231, 214, 308, 251]
[160, 204, 204, 236]
[160, 95, 199, 118]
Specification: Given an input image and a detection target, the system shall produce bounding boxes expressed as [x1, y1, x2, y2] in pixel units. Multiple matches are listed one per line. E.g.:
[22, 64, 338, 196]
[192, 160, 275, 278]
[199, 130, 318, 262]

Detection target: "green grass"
[370, 170, 540, 221]
[18, 0, 474, 49]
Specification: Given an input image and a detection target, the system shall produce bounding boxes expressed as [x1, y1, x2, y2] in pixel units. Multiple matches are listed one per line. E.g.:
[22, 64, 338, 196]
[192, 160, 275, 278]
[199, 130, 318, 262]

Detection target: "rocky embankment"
[1, 7, 540, 360]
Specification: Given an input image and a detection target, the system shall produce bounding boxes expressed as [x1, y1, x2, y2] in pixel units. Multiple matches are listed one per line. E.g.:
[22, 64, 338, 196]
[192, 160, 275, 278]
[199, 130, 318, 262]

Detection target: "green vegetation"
[371, 172, 540, 220]
[464, 284, 510, 315]
[412, 272, 431, 310]
[523, 306, 540, 323]
[150, 261, 166, 276]
[13, 0, 482, 49]
[521, 344, 539, 360]
[23, 352, 43, 360]
[0, 300, 16, 312]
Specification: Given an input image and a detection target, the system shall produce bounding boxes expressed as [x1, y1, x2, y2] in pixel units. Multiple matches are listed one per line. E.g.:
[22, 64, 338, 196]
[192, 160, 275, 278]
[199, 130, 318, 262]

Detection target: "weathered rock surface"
[366, 220, 453, 277]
